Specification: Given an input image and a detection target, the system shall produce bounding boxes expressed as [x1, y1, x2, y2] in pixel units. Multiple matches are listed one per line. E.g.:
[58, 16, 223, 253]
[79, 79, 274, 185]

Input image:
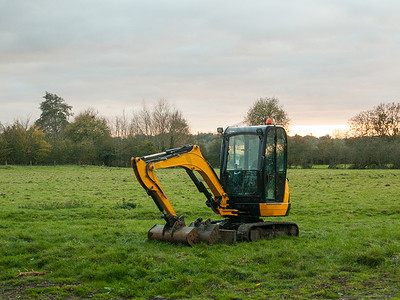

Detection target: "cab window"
[226, 134, 260, 171]
[225, 134, 260, 195]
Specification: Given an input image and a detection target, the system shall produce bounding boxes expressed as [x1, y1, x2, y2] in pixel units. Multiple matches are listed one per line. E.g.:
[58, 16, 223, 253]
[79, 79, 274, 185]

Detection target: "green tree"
[66, 109, 110, 143]
[2, 122, 51, 165]
[26, 126, 51, 164]
[346, 137, 381, 168]
[194, 133, 221, 167]
[205, 137, 222, 168]
[317, 136, 346, 168]
[65, 108, 113, 165]
[0, 133, 10, 164]
[287, 135, 318, 168]
[388, 137, 400, 168]
[35, 92, 73, 143]
[46, 139, 75, 165]
[245, 97, 290, 129]
[2, 122, 28, 164]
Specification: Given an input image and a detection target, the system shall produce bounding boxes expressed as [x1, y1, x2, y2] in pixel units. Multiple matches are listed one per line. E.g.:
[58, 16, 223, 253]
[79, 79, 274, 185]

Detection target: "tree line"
[0, 93, 194, 167]
[1, 94, 399, 168]
[289, 101, 400, 169]
[288, 134, 400, 169]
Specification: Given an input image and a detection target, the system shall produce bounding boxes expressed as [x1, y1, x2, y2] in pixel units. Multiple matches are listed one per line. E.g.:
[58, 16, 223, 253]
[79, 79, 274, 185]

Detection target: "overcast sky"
[1, 0, 400, 135]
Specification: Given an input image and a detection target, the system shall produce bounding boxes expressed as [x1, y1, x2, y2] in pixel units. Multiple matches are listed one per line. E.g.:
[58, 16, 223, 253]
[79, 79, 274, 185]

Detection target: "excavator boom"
[132, 144, 239, 245]
[132, 144, 237, 217]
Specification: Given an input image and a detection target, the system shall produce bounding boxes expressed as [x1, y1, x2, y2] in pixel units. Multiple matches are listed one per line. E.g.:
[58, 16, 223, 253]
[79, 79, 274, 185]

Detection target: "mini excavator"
[131, 122, 299, 245]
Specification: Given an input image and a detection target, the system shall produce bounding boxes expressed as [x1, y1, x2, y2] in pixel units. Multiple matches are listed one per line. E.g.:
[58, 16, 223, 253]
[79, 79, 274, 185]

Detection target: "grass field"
[0, 165, 399, 299]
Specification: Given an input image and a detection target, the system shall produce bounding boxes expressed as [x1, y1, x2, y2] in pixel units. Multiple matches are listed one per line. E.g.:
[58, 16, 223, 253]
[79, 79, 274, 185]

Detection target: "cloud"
[1, 1, 400, 133]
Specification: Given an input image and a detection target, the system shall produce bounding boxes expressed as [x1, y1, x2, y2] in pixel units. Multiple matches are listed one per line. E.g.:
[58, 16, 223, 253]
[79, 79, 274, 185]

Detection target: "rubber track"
[236, 221, 299, 242]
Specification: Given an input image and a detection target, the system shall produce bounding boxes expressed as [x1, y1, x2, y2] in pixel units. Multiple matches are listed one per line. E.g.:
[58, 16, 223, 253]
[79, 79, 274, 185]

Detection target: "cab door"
[264, 127, 287, 202]
[275, 127, 287, 201]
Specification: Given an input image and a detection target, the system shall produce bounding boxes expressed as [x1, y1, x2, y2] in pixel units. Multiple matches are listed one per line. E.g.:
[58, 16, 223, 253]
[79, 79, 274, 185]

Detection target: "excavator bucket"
[189, 218, 221, 244]
[147, 216, 222, 246]
[148, 224, 199, 246]
[147, 215, 198, 246]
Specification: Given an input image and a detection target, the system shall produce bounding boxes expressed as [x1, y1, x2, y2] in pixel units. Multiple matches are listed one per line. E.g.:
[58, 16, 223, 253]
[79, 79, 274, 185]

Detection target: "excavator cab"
[219, 125, 290, 219]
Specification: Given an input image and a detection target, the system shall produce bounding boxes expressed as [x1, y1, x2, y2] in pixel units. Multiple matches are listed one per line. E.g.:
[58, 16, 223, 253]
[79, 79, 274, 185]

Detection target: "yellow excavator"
[131, 123, 298, 245]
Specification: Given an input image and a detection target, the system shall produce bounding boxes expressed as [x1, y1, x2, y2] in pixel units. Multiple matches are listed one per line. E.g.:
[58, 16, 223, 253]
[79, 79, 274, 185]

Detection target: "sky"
[1, 0, 400, 137]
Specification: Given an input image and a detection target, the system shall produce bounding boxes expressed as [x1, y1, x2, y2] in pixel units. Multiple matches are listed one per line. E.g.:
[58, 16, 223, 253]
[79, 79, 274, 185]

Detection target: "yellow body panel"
[259, 179, 290, 217]
[259, 203, 289, 216]
[283, 178, 290, 203]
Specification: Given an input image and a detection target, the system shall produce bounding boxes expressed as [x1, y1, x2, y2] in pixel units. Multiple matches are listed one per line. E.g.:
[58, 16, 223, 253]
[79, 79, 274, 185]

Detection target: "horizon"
[0, 105, 349, 138]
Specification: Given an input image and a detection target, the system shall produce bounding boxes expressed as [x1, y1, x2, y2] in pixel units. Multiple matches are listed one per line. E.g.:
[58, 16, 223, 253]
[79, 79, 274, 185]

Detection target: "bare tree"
[112, 109, 130, 138]
[138, 104, 153, 136]
[349, 102, 400, 137]
[150, 99, 190, 150]
[168, 110, 190, 148]
[128, 111, 142, 136]
[152, 99, 171, 135]
[111, 99, 191, 151]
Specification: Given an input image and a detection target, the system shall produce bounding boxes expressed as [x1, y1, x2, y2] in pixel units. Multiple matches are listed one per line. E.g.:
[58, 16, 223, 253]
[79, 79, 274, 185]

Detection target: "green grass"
[0, 165, 399, 299]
